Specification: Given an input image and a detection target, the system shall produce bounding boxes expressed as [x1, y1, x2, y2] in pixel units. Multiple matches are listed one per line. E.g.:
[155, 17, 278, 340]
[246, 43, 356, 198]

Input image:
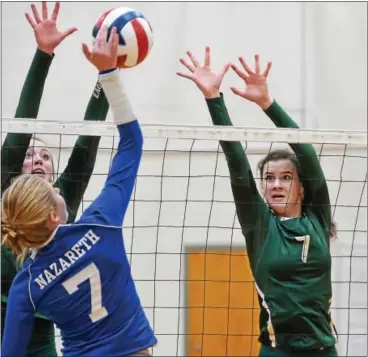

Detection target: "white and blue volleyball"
[93, 7, 154, 68]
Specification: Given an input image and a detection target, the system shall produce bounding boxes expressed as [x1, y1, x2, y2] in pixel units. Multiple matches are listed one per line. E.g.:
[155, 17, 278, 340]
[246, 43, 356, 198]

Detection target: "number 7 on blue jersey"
[62, 263, 108, 323]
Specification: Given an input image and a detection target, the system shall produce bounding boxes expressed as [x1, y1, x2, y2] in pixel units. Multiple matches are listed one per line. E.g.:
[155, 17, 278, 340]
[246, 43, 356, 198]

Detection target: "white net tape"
[2, 118, 367, 145]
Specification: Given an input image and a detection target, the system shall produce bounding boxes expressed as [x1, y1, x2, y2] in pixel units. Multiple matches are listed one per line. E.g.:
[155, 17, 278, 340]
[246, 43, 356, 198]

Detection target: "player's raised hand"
[82, 26, 119, 72]
[230, 54, 273, 110]
[177, 46, 231, 99]
[25, 2, 77, 56]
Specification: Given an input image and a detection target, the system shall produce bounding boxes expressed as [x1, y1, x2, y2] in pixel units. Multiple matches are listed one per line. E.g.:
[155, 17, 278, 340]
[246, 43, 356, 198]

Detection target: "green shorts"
[259, 344, 338, 357]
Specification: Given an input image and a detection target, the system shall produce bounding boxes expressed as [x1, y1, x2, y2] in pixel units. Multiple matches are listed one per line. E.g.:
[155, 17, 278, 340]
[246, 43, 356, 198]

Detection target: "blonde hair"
[1, 174, 57, 264]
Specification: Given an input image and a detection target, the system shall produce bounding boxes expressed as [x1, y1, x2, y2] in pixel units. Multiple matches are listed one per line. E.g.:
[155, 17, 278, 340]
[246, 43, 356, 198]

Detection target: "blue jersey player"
[1, 26, 157, 357]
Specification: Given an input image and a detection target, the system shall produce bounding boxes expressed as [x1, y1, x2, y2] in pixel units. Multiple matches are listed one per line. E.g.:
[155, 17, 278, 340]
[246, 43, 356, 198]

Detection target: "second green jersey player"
[1, 3, 109, 357]
[178, 48, 338, 356]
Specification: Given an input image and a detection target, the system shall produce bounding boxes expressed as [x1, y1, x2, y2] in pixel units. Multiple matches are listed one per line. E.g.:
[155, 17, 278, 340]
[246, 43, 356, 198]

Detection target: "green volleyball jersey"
[206, 94, 337, 351]
[254, 210, 336, 350]
[1, 49, 109, 357]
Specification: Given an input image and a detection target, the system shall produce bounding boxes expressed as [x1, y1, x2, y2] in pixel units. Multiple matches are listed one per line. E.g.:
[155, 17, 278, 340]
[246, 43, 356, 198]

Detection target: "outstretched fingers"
[239, 57, 254, 75]
[30, 3, 41, 24]
[177, 49, 201, 81]
[108, 27, 116, 44]
[42, 1, 48, 20]
[220, 62, 231, 78]
[109, 27, 119, 58]
[204, 46, 211, 67]
[60, 27, 78, 41]
[179, 58, 195, 73]
[262, 61, 272, 78]
[176, 71, 195, 81]
[186, 50, 200, 68]
[231, 64, 249, 82]
[254, 54, 261, 74]
[82, 43, 92, 61]
[95, 26, 108, 49]
[25, 12, 37, 29]
[230, 87, 247, 99]
[51, 1, 60, 21]
[236, 55, 272, 78]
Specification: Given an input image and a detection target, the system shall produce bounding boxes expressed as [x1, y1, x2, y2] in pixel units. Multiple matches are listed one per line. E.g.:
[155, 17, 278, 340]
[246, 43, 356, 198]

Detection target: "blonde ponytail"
[1, 174, 57, 264]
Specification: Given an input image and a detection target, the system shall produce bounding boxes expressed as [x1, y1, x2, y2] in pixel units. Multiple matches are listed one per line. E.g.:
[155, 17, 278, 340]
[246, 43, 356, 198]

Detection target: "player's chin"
[33, 172, 53, 183]
[269, 201, 289, 214]
[32, 172, 46, 179]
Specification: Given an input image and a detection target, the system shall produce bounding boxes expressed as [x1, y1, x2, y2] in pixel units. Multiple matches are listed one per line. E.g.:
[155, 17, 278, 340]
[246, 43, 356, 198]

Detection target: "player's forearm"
[99, 68, 143, 178]
[1, 50, 54, 194]
[206, 94, 255, 186]
[206, 94, 268, 237]
[263, 100, 299, 129]
[206, 93, 234, 126]
[98, 68, 142, 158]
[55, 81, 110, 222]
[83, 81, 110, 122]
[264, 100, 331, 225]
[15, 49, 54, 118]
[264, 100, 327, 189]
[78, 120, 143, 226]
[99, 68, 143, 165]
[99, 69, 136, 125]
[78, 69, 142, 226]
[70, 80, 110, 168]
[91, 70, 142, 225]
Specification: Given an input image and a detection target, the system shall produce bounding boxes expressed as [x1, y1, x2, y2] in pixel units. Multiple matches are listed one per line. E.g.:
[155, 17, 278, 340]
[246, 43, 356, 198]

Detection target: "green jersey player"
[178, 47, 338, 357]
[1, 3, 109, 356]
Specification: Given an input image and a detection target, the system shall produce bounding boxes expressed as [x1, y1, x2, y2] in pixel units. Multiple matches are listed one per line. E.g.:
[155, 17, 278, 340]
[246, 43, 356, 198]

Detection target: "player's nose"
[33, 153, 44, 165]
[272, 178, 282, 188]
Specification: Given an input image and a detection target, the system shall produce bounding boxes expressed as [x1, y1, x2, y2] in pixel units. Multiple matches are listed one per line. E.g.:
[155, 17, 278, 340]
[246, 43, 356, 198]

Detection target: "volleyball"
[92, 7, 153, 68]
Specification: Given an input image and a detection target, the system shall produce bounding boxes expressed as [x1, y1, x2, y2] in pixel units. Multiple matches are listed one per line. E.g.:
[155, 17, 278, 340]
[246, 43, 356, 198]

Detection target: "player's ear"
[48, 211, 60, 226]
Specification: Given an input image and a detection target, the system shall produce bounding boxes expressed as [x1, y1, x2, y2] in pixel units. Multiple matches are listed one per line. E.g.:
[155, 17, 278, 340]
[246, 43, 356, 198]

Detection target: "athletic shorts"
[259, 344, 338, 357]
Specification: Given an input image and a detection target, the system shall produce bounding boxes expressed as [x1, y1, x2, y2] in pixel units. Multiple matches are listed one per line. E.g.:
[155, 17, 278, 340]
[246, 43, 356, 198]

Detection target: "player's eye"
[265, 175, 274, 181]
[283, 174, 292, 181]
[42, 153, 50, 160]
[25, 152, 32, 159]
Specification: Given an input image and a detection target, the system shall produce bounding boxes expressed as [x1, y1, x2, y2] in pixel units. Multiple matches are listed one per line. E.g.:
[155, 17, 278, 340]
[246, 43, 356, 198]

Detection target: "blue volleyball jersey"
[2, 121, 157, 357]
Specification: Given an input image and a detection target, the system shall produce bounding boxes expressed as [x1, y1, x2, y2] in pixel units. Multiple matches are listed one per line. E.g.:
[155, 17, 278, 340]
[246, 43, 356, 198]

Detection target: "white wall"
[1, 2, 367, 357]
[2, 2, 367, 130]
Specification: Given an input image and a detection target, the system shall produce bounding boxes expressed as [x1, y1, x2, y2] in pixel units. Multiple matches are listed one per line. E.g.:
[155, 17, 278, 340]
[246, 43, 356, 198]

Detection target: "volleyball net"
[2, 118, 367, 357]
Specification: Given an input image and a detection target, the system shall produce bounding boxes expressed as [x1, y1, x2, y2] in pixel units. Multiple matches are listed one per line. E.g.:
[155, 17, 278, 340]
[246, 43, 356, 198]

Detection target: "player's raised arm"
[231, 55, 331, 230]
[1, 2, 77, 194]
[1, 267, 35, 357]
[54, 81, 109, 223]
[54, 71, 110, 222]
[78, 26, 143, 227]
[177, 47, 269, 254]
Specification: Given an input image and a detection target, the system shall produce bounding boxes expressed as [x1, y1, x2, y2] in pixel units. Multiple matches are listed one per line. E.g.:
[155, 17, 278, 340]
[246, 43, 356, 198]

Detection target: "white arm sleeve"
[98, 69, 136, 125]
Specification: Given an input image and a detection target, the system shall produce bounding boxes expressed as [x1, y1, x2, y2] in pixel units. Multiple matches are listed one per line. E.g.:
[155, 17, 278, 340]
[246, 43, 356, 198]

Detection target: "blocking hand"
[177, 46, 230, 99]
[230, 54, 273, 110]
[25, 2, 77, 56]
